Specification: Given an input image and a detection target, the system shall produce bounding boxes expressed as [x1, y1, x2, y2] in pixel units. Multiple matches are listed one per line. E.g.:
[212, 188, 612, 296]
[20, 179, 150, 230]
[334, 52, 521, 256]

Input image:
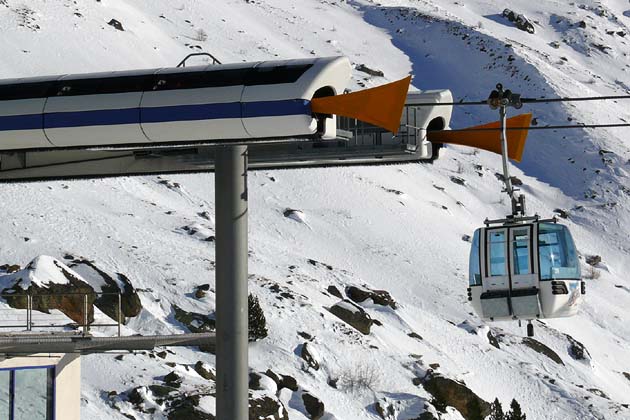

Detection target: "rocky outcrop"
[329, 300, 374, 334]
[522, 338, 564, 365]
[249, 395, 289, 420]
[300, 342, 320, 371]
[194, 361, 215, 381]
[1, 256, 96, 324]
[302, 392, 325, 419]
[346, 286, 396, 309]
[173, 305, 215, 333]
[422, 373, 490, 420]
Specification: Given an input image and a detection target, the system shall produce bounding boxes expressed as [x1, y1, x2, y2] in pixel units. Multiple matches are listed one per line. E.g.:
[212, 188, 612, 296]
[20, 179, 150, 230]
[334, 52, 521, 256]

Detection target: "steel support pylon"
[215, 145, 249, 420]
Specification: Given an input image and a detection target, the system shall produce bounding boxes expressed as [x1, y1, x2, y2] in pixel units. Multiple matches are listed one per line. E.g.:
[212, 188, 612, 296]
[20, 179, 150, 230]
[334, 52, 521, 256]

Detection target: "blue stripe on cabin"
[0, 114, 42, 131]
[0, 99, 312, 132]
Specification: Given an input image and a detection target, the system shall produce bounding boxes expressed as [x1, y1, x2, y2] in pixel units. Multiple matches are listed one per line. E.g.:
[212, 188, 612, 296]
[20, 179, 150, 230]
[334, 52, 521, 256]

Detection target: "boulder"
[249, 395, 289, 420]
[173, 305, 215, 333]
[108, 19, 124, 31]
[302, 392, 325, 419]
[522, 338, 564, 365]
[0, 256, 97, 324]
[300, 342, 320, 371]
[194, 361, 215, 381]
[346, 286, 396, 309]
[565, 334, 591, 361]
[422, 373, 490, 420]
[163, 371, 182, 388]
[329, 300, 373, 334]
[585, 255, 602, 266]
[327, 285, 342, 298]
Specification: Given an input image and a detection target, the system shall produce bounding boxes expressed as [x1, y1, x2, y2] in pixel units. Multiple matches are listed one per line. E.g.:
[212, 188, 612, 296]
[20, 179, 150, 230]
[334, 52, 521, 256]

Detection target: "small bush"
[336, 363, 379, 393]
[193, 28, 208, 42]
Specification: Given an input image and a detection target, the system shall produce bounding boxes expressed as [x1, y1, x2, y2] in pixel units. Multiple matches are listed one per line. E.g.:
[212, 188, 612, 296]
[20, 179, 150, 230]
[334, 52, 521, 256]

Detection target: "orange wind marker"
[428, 113, 533, 162]
[311, 76, 412, 134]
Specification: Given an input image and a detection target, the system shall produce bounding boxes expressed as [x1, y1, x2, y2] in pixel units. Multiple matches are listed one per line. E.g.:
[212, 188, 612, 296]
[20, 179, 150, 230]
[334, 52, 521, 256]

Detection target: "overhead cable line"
[445, 122, 630, 133]
[408, 94, 630, 107]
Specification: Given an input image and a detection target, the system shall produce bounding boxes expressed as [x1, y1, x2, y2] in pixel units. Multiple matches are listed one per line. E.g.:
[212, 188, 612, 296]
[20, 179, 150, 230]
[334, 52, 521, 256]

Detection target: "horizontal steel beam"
[0, 333, 215, 355]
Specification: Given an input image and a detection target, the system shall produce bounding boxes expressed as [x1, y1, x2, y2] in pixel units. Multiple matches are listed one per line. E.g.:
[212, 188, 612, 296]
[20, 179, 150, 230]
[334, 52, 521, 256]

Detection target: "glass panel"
[14, 368, 53, 420]
[488, 230, 507, 276]
[512, 228, 531, 275]
[0, 371, 9, 420]
[469, 230, 481, 285]
[538, 223, 581, 280]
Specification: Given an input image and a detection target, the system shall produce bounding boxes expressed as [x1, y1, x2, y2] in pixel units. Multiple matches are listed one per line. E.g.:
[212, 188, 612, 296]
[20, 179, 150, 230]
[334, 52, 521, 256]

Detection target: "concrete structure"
[0, 353, 80, 420]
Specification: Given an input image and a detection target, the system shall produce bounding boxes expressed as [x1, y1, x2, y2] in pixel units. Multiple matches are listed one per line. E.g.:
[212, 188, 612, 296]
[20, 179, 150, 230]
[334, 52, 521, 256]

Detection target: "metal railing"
[0, 292, 123, 336]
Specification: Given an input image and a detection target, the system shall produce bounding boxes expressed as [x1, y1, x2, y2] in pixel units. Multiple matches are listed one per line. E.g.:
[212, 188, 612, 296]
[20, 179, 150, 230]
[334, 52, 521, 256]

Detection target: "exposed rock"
[0, 264, 21, 273]
[585, 255, 602, 266]
[148, 384, 178, 398]
[553, 208, 570, 219]
[522, 338, 564, 365]
[300, 342, 320, 371]
[163, 371, 183, 388]
[356, 63, 384, 77]
[565, 334, 591, 361]
[173, 305, 215, 333]
[587, 388, 609, 399]
[375, 398, 396, 419]
[623, 372, 630, 382]
[302, 392, 325, 419]
[194, 361, 215, 381]
[1, 256, 96, 324]
[194, 284, 211, 299]
[422, 373, 490, 420]
[329, 300, 373, 335]
[327, 285, 343, 298]
[278, 374, 298, 392]
[494, 173, 523, 186]
[65, 258, 142, 323]
[107, 18, 124, 31]
[346, 286, 396, 309]
[449, 176, 466, 186]
[408, 332, 423, 340]
[249, 395, 289, 420]
[168, 394, 213, 420]
[487, 331, 500, 349]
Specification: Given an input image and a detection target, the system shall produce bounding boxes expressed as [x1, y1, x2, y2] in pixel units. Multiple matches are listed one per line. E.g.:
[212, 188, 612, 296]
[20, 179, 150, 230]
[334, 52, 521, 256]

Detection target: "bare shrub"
[336, 363, 379, 393]
[193, 28, 208, 42]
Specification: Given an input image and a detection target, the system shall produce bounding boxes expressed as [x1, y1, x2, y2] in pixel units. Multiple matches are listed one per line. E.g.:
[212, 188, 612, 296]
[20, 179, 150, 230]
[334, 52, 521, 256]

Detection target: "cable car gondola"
[466, 85, 585, 336]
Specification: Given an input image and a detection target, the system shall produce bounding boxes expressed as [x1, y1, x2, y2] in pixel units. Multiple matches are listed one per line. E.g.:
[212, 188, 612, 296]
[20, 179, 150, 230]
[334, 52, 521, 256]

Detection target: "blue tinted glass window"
[0, 371, 9, 420]
[538, 223, 581, 280]
[0, 367, 54, 420]
[469, 230, 481, 285]
[488, 230, 507, 276]
[512, 228, 531, 275]
[14, 368, 53, 420]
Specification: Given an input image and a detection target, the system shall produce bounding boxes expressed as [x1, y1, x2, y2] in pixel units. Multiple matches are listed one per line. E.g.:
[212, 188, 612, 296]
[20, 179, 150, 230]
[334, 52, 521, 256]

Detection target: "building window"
[0, 366, 54, 420]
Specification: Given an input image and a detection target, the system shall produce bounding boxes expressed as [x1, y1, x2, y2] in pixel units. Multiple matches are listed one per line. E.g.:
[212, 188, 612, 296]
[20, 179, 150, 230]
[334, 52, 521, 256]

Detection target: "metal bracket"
[177, 52, 222, 68]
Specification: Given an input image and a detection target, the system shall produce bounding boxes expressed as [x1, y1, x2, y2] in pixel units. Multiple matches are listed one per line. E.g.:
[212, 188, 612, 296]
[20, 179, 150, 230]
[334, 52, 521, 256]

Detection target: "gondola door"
[480, 228, 511, 318]
[508, 225, 542, 318]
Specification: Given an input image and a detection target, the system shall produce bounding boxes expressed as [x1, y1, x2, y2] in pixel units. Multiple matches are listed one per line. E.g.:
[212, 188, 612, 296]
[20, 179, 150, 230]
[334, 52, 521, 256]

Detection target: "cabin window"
[512, 228, 531, 275]
[538, 223, 581, 280]
[488, 230, 507, 276]
[0, 366, 55, 420]
[469, 230, 481, 286]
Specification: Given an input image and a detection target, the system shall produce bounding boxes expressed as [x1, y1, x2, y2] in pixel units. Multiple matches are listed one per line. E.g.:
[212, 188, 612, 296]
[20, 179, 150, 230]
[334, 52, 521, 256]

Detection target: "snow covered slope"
[0, 1, 629, 419]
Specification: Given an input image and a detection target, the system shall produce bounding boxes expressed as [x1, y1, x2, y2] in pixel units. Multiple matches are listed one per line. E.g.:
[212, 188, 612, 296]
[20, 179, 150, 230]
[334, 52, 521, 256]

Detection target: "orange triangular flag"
[428, 113, 532, 162]
[311, 76, 412, 134]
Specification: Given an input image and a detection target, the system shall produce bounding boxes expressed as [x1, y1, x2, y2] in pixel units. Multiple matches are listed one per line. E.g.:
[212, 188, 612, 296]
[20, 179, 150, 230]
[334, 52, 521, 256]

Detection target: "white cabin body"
[468, 221, 584, 321]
